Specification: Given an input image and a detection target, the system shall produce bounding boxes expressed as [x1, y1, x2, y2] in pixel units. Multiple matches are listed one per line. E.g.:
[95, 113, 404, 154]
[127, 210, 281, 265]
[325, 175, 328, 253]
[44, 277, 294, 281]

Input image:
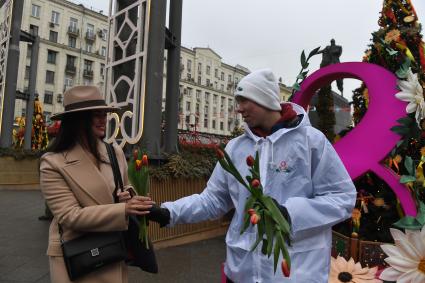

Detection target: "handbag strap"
[104, 142, 124, 201]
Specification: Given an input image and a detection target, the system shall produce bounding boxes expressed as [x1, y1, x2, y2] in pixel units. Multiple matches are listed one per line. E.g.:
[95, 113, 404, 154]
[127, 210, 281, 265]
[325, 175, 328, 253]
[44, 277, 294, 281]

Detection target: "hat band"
[65, 99, 107, 111]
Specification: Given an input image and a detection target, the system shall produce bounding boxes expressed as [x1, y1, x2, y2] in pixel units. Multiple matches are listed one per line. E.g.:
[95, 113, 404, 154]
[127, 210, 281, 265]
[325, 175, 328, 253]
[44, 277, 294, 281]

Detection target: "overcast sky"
[79, 0, 425, 100]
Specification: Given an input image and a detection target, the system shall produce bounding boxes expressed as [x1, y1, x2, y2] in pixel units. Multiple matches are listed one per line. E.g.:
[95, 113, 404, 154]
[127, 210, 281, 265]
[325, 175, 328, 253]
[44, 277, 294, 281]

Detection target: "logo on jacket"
[274, 160, 292, 173]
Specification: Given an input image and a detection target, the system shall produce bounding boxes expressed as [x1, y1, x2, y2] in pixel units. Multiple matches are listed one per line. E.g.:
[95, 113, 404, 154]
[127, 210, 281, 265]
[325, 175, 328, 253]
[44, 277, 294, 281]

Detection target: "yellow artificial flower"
[385, 29, 401, 43]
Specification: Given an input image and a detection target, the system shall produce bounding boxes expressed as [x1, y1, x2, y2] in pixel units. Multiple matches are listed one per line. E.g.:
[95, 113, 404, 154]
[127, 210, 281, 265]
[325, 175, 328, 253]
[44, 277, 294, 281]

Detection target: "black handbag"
[60, 229, 127, 281]
[105, 143, 159, 274]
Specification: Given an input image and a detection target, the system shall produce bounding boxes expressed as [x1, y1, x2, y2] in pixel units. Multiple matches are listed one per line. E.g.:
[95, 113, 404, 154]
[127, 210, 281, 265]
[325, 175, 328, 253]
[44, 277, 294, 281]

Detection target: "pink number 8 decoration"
[292, 62, 416, 216]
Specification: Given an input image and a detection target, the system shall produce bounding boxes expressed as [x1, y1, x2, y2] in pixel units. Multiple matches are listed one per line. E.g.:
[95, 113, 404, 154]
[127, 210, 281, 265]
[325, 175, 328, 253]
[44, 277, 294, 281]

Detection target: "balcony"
[85, 31, 96, 41]
[65, 64, 76, 75]
[83, 69, 93, 78]
[67, 26, 79, 36]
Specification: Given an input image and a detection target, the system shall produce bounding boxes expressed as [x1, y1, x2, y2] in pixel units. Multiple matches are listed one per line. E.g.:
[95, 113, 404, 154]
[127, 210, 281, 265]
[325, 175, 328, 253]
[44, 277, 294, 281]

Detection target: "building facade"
[167, 47, 291, 136]
[15, 0, 108, 123]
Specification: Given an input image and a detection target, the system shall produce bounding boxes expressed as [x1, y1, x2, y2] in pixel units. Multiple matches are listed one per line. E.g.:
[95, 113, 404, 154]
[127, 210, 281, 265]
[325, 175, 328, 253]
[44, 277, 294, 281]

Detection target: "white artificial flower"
[395, 68, 425, 126]
[379, 227, 425, 283]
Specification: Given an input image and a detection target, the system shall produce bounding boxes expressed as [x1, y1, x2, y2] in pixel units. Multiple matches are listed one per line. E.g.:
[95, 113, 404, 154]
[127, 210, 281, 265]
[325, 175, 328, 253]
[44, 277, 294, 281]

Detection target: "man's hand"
[148, 204, 170, 227]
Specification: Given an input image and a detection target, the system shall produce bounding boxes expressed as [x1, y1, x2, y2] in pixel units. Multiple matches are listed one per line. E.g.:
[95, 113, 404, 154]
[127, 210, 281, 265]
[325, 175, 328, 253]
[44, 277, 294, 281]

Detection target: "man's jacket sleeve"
[161, 162, 234, 226]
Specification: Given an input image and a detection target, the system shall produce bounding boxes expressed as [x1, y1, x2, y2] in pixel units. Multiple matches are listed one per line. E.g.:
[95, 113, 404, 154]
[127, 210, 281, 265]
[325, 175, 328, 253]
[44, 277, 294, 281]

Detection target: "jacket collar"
[244, 102, 309, 144]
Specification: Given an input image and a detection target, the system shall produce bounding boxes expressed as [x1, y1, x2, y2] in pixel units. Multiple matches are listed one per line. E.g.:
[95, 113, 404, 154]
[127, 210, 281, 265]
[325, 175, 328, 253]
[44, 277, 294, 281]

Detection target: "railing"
[83, 69, 93, 78]
[65, 64, 76, 74]
[67, 26, 79, 36]
[85, 31, 96, 41]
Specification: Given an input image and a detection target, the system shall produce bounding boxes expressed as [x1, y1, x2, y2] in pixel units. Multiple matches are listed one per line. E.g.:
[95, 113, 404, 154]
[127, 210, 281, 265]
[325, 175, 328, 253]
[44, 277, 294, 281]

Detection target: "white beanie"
[234, 68, 281, 111]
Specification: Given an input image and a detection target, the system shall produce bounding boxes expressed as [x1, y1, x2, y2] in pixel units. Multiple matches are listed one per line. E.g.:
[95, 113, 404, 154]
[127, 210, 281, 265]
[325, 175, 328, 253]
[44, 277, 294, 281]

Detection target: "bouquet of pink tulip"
[128, 148, 150, 249]
[216, 147, 291, 277]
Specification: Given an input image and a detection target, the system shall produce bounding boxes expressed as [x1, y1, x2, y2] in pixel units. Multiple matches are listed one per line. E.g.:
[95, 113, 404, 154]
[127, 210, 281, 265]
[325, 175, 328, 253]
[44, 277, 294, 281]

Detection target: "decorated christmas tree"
[340, 0, 425, 241]
[31, 97, 49, 150]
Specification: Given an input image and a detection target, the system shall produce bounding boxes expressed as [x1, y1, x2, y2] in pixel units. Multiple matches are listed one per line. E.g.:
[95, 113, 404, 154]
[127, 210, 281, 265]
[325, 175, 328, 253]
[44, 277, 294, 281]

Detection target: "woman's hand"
[125, 196, 154, 216]
[117, 190, 131, 203]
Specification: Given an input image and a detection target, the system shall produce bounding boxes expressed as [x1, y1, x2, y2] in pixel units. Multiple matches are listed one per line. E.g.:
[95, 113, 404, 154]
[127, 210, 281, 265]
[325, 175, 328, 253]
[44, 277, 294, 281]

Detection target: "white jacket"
[162, 103, 356, 283]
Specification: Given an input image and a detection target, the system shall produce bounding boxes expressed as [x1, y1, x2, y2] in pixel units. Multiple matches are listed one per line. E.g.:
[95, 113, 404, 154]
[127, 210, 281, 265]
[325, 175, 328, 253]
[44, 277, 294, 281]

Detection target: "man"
[149, 69, 356, 282]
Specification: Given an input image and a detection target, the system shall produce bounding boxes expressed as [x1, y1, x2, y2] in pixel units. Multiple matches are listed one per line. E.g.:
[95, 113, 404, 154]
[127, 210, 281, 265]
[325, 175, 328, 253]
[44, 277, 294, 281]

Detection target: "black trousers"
[226, 276, 234, 283]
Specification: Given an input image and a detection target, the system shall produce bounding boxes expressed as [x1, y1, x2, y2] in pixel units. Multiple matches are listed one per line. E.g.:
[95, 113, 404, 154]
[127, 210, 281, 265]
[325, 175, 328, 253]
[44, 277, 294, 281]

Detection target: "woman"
[40, 85, 153, 283]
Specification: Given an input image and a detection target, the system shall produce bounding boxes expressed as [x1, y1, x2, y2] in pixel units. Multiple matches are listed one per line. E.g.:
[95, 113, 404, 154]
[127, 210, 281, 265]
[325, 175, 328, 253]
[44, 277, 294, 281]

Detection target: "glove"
[148, 204, 170, 227]
[272, 198, 291, 226]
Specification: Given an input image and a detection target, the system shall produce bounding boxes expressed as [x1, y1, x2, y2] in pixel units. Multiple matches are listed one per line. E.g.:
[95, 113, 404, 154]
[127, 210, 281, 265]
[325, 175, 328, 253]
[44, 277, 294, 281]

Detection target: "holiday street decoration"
[12, 116, 25, 149]
[328, 256, 382, 283]
[379, 227, 425, 282]
[358, 0, 425, 234]
[31, 97, 49, 150]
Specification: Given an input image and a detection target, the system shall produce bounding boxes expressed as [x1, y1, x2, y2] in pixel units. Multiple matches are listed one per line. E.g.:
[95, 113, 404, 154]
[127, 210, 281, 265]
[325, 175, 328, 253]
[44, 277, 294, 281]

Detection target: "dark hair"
[47, 111, 104, 166]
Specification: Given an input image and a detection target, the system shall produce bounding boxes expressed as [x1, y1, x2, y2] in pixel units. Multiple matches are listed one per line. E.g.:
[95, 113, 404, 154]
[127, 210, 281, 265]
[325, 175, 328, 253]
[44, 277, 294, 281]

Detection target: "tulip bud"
[133, 149, 139, 160]
[247, 208, 256, 215]
[246, 155, 255, 167]
[216, 148, 225, 159]
[250, 213, 260, 225]
[135, 159, 142, 171]
[281, 259, 290, 277]
[251, 179, 261, 188]
[142, 154, 148, 166]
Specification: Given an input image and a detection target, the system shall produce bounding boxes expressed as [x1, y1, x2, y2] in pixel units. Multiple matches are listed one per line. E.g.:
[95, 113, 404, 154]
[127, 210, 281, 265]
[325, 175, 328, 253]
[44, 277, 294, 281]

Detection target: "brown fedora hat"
[50, 85, 119, 120]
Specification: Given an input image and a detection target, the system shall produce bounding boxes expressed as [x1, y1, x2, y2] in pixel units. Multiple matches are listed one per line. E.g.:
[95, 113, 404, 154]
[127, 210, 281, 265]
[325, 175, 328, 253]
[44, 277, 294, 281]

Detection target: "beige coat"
[40, 142, 131, 283]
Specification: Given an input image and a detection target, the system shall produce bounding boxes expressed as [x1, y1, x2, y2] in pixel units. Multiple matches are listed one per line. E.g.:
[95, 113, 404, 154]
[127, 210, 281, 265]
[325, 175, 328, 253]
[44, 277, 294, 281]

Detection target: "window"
[197, 76, 201, 85]
[25, 66, 30, 79]
[204, 119, 208, 128]
[212, 120, 216, 129]
[86, 43, 93, 53]
[87, 23, 94, 34]
[221, 72, 224, 81]
[187, 60, 192, 72]
[100, 63, 105, 78]
[228, 74, 232, 82]
[29, 25, 38, 36]
[206, 65, 210, 75]
[70, 18, 78, 30]
[26, 44, 32, 58]
[221, 84, 224, 91]
[101, 46, 107, 57]
[221, 96, 226, 107]
[196, 90, 201, 100]
[197, 63, 202, 73]
[43, 111, 52, 123]
[187, 73, 191, 80]
[196, 103, 200, 113]
[84, 60, 93, 71]
[64, 76, 73, 88]
[49, 31, 58, 43]
[31, 5, 40, 18]
[205, 92, 210, 103]
[206, 79, 210, 86]
[204, 106, 209, 116]
[66, 55, 76, 66]
[215, 68, 218, 78]
[186, 102, 191, 111]
[46, 71, 55, 84]
[47, 50, 57, 64]
[213, 94, 218, 104]
[102, 29, 108, 40]
[51, 11, 60, 25]
[44, 91, 53, 104]
[68, 36, 76, 48]
[220, 121, 224, 131]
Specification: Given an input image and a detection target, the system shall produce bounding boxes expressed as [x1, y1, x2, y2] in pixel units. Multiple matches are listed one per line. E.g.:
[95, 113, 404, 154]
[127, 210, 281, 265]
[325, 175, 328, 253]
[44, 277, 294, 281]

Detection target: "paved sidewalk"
[0, 190, 226, 283]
